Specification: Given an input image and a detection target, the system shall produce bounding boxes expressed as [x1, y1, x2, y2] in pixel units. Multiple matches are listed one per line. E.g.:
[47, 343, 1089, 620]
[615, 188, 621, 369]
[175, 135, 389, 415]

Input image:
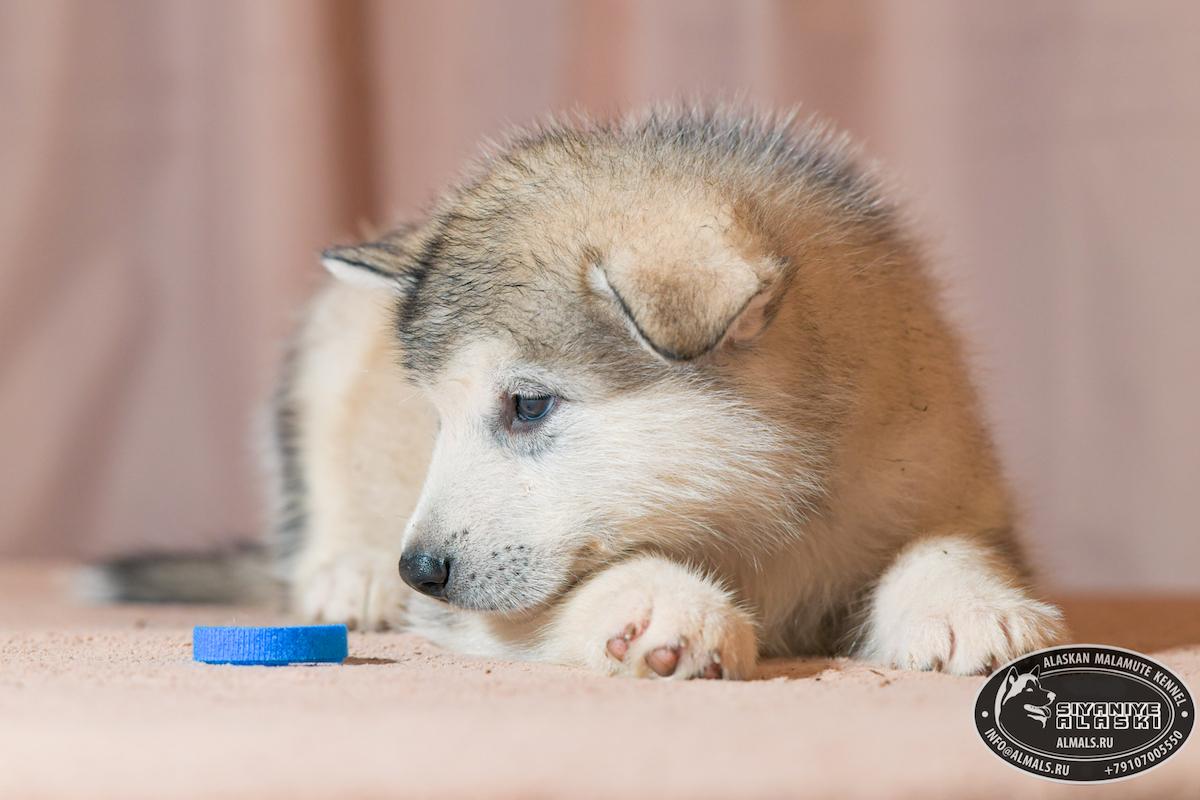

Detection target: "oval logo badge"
[974, 645, 1193, 782]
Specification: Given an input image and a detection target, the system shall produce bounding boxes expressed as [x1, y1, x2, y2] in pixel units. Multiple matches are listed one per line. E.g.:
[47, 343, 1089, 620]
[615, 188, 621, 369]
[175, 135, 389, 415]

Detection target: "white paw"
[861, 536, 1064, 675]
[292, 550, 408, 631]
[551, 557, 757, 679]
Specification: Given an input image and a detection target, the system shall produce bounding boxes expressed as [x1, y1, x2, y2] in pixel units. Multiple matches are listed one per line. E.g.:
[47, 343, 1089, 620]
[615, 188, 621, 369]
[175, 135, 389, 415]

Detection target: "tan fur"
[272, 107, 1063, 677]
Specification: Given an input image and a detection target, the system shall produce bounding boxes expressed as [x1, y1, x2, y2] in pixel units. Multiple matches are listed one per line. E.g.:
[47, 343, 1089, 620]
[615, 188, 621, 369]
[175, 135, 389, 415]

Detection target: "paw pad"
[605, 621, 647, 662]
[645, 644, 681, 677]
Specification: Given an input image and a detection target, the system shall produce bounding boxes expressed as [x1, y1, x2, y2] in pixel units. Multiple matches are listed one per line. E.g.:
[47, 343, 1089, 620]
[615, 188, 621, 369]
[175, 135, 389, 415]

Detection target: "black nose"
[398, 551, 451, 598]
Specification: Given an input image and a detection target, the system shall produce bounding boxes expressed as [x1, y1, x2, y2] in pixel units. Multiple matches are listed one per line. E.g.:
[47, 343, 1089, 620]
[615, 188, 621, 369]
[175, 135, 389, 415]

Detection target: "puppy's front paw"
[547, 556, 757, 679]
[292, 550, 408, 631]
[861, 536, 1064, 675]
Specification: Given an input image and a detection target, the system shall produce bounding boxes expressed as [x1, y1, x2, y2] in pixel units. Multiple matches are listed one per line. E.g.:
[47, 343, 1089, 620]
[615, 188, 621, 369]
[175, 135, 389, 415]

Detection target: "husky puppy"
[257, 107, 1065, 679]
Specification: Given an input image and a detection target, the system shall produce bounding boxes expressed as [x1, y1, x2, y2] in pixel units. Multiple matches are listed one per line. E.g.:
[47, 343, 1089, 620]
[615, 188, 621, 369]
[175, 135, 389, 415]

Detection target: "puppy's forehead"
[397, 159, 744, 380]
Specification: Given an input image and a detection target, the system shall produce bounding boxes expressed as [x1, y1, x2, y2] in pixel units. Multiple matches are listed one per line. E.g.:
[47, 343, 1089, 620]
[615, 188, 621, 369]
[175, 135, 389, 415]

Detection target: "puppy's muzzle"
[398, 550, 451, 599]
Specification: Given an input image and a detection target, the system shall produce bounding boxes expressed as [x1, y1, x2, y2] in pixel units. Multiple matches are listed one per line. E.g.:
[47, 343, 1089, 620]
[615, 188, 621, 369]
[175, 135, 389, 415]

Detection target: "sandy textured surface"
[1, 562, 1197, 799]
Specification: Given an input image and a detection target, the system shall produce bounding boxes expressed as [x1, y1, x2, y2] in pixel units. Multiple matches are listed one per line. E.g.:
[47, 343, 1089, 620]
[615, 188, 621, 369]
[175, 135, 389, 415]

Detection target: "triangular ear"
[590, 250, 783, 362]
[1005, 667, 1018, 686]
[321, 223, 426, 295]
[1030, 665, 1041, 678]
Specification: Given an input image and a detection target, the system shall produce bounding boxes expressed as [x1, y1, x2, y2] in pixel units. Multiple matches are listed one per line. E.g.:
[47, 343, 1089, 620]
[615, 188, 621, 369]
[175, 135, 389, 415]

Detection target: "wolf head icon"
[995, 665, 1056, 728]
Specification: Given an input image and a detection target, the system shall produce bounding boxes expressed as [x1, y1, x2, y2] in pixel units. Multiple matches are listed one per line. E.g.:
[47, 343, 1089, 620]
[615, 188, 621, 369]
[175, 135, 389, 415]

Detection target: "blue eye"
[513, 395, 555, 423]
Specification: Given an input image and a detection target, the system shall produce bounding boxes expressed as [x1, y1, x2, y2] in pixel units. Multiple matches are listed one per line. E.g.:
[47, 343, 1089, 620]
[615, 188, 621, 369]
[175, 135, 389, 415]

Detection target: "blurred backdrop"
[1, 0, 1197, 591]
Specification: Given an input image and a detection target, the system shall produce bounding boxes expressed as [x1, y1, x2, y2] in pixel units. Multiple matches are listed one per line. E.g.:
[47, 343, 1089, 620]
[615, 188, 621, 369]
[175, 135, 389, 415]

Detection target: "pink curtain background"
[1, 1, 1197, 591]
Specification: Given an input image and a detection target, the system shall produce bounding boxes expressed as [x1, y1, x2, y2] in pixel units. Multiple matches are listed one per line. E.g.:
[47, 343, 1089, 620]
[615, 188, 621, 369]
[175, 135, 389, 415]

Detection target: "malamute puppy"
[141, 107, 1069, 679]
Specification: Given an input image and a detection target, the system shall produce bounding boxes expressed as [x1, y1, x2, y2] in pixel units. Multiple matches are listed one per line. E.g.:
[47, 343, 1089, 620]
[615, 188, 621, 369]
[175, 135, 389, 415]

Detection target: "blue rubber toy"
[192, 625, 348, 666]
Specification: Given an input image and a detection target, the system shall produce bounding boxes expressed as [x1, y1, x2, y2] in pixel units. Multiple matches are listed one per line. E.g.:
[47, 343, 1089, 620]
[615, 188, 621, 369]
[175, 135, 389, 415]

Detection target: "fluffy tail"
[76, 542, 277, 605]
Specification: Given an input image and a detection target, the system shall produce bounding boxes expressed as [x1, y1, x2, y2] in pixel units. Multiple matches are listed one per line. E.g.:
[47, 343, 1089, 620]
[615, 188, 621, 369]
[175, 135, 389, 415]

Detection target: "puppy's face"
[387, 217, 786, 612]
[322, 130, 839, 613]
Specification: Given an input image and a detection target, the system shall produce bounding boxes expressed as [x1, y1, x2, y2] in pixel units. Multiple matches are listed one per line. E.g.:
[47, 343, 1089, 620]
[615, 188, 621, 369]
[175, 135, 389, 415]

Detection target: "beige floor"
[1, 562, 1197, 800]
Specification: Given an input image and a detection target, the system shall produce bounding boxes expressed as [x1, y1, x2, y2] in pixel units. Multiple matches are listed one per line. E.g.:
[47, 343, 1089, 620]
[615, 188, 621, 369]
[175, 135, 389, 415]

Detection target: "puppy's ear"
[591, 251, 783, 362]
[1005, 667, 1018, 687]
[322, 223, 426, 295]
[1030, 665, 1041, 678]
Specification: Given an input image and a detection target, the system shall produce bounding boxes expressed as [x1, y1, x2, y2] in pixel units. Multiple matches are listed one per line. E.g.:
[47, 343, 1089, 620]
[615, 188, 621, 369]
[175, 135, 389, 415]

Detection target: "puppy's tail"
[75, 542, 277, 605]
